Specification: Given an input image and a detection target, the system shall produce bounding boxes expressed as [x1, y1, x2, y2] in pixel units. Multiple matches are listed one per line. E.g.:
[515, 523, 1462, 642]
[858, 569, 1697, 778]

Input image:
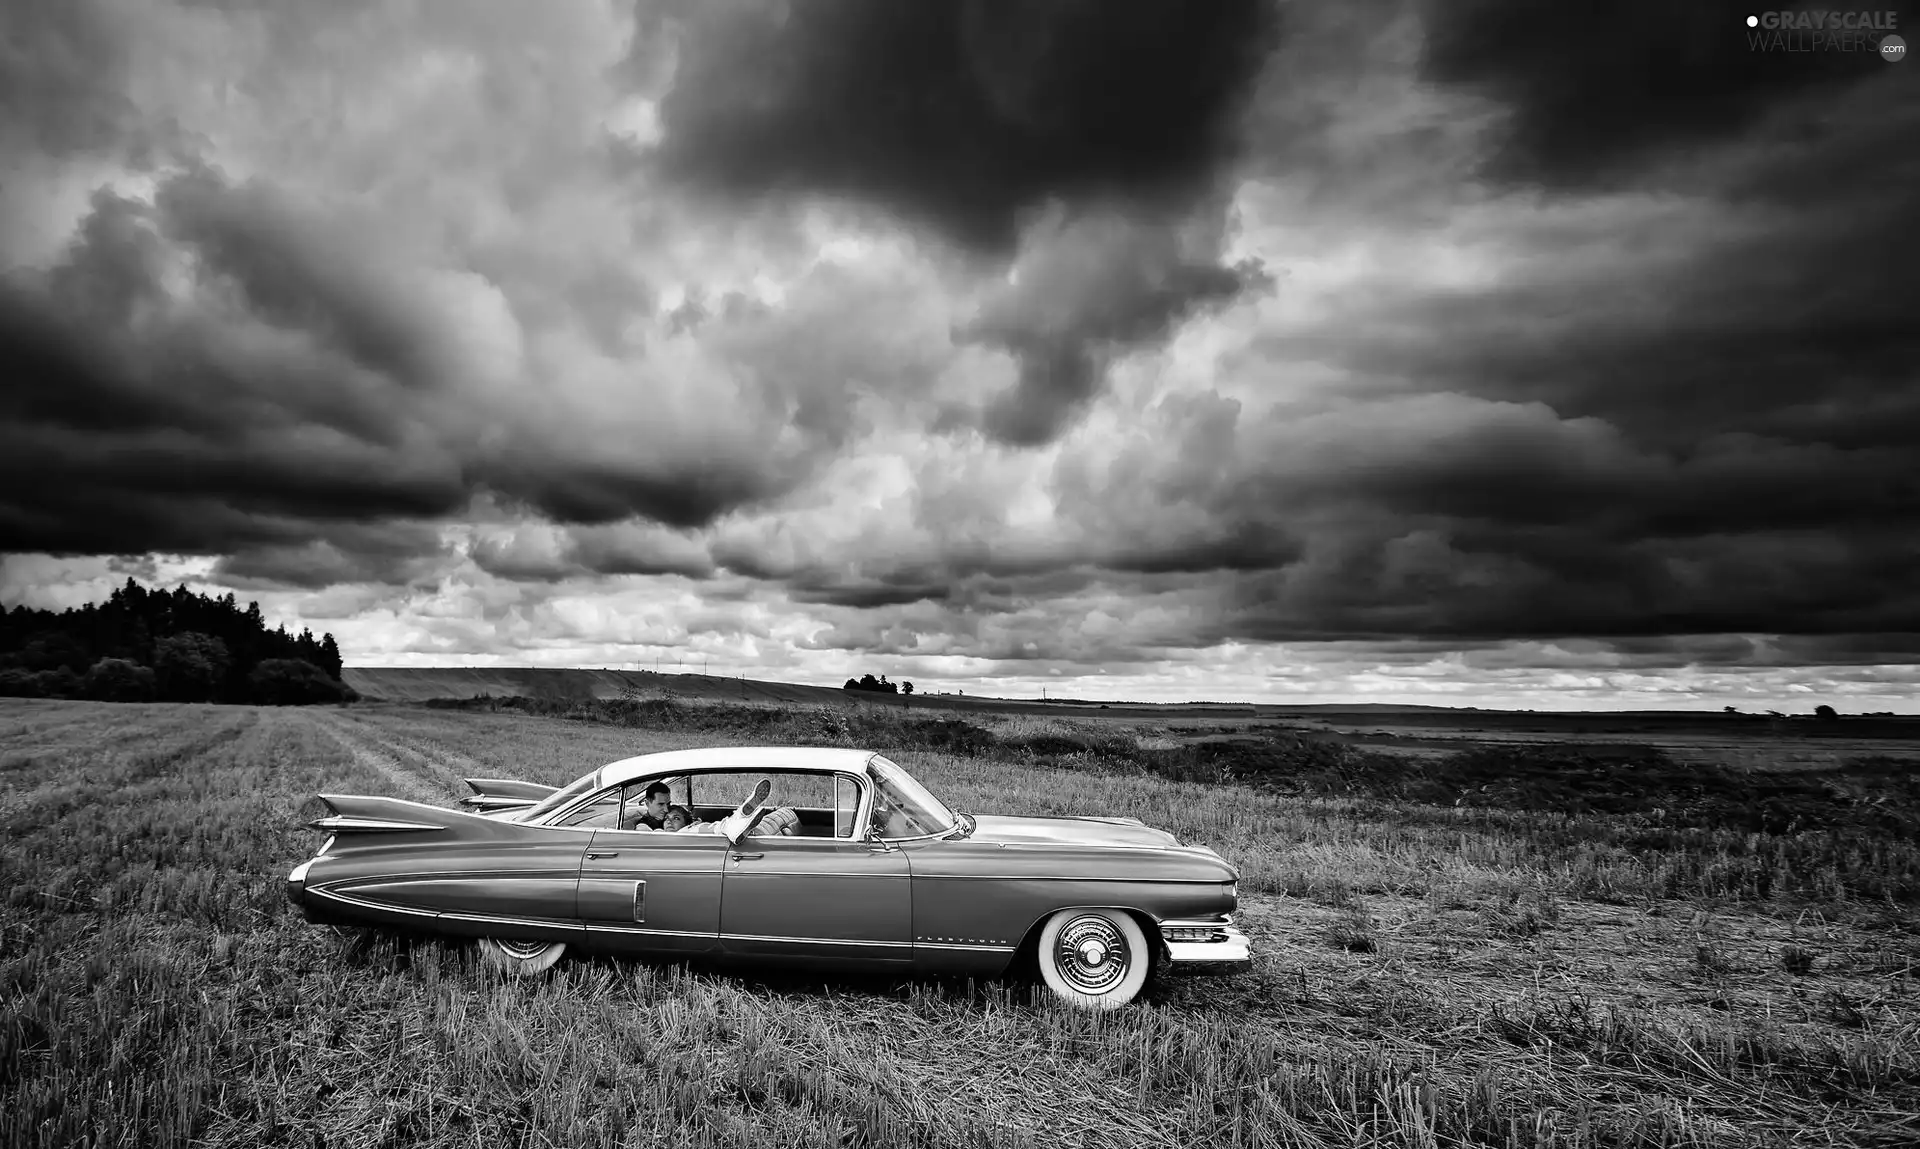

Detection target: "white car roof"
[594, 746, 880, 790]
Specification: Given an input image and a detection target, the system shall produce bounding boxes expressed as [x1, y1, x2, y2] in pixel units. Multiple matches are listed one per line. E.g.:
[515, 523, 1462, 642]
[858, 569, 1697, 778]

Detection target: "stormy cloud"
[648, 0, 1278, 254]
[2, 0, 1917, 709]
[1419, 0, 1917, 189]
[649, 0, 1282, 445]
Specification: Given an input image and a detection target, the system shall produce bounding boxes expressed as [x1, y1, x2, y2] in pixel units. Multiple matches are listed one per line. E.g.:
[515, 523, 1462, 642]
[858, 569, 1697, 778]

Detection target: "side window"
[556, 786, 626, 829]
[836, 775, 860, 839]
[681, 770, 862, 839]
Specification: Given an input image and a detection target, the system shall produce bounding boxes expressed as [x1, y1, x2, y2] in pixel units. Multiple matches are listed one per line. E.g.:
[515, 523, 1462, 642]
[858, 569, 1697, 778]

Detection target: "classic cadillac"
[287, 746, 1250, 1008]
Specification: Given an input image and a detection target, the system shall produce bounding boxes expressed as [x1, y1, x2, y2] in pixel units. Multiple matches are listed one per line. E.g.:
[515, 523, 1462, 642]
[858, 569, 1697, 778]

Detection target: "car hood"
[967, 814, 1181, 850]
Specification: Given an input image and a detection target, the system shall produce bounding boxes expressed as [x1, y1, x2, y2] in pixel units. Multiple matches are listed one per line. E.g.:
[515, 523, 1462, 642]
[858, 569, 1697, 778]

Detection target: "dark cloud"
[1770, 633, 1920, 665]
[469, 523, 717, 582]
[648, 0, 1283, 446]
[157, 167, 455, 392]
[650, 0, 1279, 255]
[959, 210, 1272, 444]
[480, 459, 788, 533]
[0, 0, 140, 161]
[210, 524, 453, 589]
[1189, 523, 1920, 645]
[0, 166, 833, 575]
[1180, 34, 1920, 654]
[0, 178, 470, 562]
[1419, 0, 1917, 189]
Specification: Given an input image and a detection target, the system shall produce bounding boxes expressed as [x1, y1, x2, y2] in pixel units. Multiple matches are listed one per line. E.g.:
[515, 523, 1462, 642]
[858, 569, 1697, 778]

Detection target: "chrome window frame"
[542, 766, 874, 841]
[865, 755, 959, 842]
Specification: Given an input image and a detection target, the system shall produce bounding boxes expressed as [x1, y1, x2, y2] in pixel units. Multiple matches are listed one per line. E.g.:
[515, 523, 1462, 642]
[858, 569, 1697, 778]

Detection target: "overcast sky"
[3, 0, 1917, 711]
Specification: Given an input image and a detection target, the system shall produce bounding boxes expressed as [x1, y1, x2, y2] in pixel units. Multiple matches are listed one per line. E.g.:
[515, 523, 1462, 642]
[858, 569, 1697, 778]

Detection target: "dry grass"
[2, 698, 1916, 1148]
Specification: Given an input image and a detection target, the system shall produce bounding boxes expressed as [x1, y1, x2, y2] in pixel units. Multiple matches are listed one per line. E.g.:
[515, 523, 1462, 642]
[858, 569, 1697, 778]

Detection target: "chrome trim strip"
[990, 842, 1211, 855]
[437, 909, 578, 931]
[306, 887, 442, 924]
[338, 870, 582, 885]
[580, 866, 724, 875]
[1158, 914, 1235, 928]
[910, 883, 1213, 891]
[719, 869, 911, 879]
[311, 816, 447, 834]
[721, 932, 913, 949]
[913, 941, 1016, 953]
[583, 924, 713, 938]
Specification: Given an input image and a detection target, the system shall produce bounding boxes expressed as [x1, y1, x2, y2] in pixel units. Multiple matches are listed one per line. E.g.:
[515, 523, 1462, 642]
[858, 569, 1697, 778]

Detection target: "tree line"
[843, 673, 912, 696]
[0, 579, 356, 705]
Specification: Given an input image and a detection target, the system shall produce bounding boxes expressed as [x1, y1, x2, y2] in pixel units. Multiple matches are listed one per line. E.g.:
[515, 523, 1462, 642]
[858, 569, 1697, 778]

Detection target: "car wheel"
[1035, 908, 1150, 1010]
[477, 936, 567, 976]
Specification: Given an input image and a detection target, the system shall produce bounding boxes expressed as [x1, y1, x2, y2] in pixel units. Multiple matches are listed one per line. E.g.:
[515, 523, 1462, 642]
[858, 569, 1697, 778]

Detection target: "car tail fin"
[456, 777, 553, 813]
[309, 794, 460, 835]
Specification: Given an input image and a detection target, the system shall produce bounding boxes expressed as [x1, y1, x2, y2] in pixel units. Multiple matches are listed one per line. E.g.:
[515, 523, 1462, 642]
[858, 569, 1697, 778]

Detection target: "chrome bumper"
[286, 858, 316, 908]
[1160, 919, 1251, 973]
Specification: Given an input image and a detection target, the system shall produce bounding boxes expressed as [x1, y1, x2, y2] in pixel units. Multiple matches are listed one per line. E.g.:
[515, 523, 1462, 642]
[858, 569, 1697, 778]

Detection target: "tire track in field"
[0, 707, 262, 828]
[337, 722, 478, 799]
[348, 718, 503, 790]
[304, 709, 454, 805]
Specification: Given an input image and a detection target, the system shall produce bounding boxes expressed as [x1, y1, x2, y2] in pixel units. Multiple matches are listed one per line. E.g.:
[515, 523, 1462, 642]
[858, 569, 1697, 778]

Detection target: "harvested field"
[2, 698, 1916, 1148]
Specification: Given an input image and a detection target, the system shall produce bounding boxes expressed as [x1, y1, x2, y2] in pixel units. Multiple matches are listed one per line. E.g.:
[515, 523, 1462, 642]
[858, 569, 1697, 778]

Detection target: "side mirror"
[864, 828, 894, 852]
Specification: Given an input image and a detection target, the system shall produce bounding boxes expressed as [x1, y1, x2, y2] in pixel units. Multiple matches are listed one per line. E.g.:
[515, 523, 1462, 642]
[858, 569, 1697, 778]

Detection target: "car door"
[719, 835, 912, 966]
[577, 826, 728, 956]
[716, 771, 911, 966]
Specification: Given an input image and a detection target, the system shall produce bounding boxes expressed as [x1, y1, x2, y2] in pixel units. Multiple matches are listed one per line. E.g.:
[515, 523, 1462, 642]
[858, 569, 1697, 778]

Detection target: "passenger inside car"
[747, 806, 800, 837]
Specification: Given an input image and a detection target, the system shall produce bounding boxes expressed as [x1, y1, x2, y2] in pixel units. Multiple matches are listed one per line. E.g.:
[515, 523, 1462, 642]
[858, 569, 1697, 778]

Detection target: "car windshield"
[868, 755, 958, 839]
[517, 771, 603, 823]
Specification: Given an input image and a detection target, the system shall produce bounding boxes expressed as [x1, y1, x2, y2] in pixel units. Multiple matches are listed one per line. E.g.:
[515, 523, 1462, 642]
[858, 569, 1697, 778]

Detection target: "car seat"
[748, 806, 800, 837]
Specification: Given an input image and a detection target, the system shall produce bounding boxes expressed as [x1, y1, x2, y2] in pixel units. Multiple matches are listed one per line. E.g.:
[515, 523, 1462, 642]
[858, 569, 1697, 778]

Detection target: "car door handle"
[730, 852, 763, 861]
[586, 851, 619, 860]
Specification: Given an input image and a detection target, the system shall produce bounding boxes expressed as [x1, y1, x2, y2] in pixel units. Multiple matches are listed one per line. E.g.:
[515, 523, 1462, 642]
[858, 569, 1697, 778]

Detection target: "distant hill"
[343, 667, 839, 705]
[341, 666, 1262, 718]
[340, 666, 1920, 735]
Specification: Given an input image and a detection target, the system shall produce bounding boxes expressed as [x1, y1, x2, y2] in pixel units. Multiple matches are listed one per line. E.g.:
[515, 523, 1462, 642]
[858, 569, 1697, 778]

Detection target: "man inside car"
[623, 781, 672, 830]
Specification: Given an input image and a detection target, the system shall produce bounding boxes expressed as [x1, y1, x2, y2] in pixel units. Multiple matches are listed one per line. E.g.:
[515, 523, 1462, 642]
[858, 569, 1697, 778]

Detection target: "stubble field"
[2, 698, 1916, 1148]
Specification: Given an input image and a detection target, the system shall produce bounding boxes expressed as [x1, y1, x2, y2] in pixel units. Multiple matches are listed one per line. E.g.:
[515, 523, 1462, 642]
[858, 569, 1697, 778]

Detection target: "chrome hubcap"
[1055, 916, 1128, 994]
[494, 938, 551, 961]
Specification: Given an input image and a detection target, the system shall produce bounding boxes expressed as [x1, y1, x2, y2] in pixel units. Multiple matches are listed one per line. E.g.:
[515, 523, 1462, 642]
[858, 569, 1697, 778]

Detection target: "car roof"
[594, 746, 880, 790]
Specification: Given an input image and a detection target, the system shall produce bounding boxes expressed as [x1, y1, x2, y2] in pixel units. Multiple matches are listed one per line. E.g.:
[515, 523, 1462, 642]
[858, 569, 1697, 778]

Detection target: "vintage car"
[287, 746, 1249, 1008]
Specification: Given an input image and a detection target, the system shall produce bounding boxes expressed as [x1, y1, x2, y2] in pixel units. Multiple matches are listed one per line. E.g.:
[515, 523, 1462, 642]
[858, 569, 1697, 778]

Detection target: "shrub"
[249, 658, 355, 705]
[82, 657, 156, 702]
[154, 632, 229, 702]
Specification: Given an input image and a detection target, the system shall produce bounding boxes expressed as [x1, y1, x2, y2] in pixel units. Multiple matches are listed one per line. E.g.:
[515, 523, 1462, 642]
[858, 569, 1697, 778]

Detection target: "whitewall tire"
[477, 937, 567, 976]
[1035, 908, 1150, 1010]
